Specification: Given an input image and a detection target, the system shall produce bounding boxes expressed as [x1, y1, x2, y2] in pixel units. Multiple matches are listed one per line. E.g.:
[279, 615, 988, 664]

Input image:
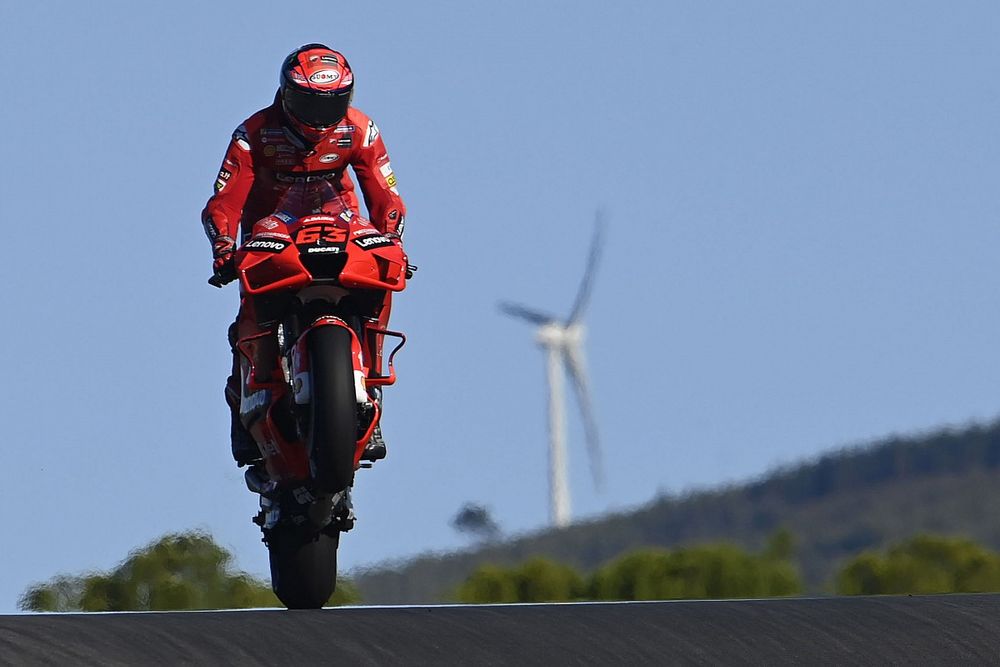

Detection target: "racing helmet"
[279, 44, 354, 141]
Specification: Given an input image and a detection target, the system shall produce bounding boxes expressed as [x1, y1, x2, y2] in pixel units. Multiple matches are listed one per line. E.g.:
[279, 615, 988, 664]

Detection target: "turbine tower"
[499, 213, 605, 528]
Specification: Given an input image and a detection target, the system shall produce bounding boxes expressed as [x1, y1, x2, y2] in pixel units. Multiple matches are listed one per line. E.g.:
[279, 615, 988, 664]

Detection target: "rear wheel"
[268, 526, 339, 609]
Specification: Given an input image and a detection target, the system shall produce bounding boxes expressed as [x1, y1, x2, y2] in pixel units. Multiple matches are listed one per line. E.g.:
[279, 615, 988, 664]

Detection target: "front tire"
[308, 324, 358, 494]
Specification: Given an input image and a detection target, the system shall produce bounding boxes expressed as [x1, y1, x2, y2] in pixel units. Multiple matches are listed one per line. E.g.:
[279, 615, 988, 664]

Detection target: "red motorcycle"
[210, 182, 411, 609]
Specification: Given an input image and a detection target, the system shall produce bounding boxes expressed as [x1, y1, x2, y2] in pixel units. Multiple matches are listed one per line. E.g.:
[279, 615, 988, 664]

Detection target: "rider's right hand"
[213, 252, 233, 274]
[208, 257, 237, 288]
[212, 235, 236, 269]
[209, 235, 238, 288]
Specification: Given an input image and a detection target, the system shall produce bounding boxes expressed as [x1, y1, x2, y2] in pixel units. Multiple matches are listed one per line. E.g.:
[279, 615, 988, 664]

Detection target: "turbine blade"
[564, 341, 603, 491]
[567, 210, 606, 325]
[498, 301, 557, 326]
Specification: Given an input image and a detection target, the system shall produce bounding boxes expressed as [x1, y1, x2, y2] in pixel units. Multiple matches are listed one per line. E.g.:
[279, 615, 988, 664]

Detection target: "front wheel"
[308, 324, 358, 494]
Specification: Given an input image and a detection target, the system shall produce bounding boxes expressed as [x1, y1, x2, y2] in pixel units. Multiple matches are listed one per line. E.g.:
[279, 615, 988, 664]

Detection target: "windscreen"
[273, 180, 353, 221]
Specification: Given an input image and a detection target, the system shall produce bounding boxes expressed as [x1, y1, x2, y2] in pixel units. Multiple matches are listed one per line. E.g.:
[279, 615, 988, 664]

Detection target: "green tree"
[589, 541, 800, 601]
[515, 558, 585, 602]
[456, 532, 800, 603]
[763, 527, 795, 561]
[19, 530, 359, 611]
[457, 558, 584, 603]
[456, 564, 520, 603]
[836, 534, 1000, 595]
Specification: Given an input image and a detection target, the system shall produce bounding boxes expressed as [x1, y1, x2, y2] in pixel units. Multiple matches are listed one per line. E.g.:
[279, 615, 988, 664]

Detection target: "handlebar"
[208, 261, 237, 288]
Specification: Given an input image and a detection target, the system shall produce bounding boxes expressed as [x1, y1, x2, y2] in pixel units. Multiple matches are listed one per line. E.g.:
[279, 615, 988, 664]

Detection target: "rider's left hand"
[385, 232, 403, 250]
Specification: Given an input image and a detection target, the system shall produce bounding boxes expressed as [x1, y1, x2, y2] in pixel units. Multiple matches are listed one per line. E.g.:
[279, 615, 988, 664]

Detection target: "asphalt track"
[3, 595, 1000, 665]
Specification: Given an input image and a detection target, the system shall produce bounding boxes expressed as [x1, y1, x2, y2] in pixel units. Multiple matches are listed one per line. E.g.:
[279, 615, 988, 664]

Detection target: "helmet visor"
[282, 86, 350, 128]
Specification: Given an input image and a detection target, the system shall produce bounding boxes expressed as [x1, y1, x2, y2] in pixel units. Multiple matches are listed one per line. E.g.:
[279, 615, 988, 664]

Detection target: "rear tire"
[308, 324, 358, 494]
[268, 527, 339, 609]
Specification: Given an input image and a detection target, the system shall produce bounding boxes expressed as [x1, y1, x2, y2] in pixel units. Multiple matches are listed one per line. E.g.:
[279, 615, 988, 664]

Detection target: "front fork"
[289, 316, 374, 468]
[238, 311, 405, 531]
[247, 317, 368, 534]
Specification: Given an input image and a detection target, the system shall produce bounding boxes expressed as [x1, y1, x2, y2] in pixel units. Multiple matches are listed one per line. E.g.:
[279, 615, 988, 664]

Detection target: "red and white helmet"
[279, 43, 354, 143]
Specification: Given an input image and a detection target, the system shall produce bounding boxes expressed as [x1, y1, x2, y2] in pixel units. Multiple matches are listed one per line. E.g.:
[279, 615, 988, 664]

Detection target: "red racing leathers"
[202, 96, 405, 249]
[202, 97, 406, 461]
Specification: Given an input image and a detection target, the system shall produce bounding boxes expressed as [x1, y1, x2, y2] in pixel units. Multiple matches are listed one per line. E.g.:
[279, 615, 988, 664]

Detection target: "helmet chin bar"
[281, 84, 350, 129]
[280, 102, 340, 142]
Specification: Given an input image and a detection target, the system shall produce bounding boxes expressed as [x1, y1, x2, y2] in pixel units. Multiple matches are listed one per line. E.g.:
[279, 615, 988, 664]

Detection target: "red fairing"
[201, 103, 407, 250]
[235, 212, 408, 296]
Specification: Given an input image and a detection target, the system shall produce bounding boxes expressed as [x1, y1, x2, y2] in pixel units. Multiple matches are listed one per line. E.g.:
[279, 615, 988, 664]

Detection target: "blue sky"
[1, 1, 998, 610]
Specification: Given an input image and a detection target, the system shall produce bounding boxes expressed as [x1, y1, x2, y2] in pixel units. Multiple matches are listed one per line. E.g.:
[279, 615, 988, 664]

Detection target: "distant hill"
[353, 420, 1000, 603]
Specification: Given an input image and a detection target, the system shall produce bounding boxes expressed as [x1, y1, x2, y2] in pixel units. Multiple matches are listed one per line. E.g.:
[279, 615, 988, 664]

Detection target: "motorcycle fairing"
[235, 212, 408, 296]
[237, 330, 308, 483]
[237, 216, 311, 295]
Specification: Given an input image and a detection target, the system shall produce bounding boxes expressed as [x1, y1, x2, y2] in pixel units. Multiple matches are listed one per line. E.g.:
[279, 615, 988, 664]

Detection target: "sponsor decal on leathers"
[214, 168, 231, 192]
[202, 214, 220, 241]
[233, 125, 250, 151]
[363, 120, 380, 147]
[378, 162, 399, 192]
[274, 170, 340, 184]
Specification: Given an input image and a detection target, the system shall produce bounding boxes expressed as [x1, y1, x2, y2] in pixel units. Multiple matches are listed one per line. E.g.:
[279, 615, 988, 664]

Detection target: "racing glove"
[212, 235, 236, 274]
[384, 232, 416, 279]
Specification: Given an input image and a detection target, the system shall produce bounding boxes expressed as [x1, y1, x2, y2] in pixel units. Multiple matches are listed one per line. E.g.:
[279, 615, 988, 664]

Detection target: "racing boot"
[226, 378, 260, 466]
[361, 387, 387, 461]
[225, 320, 260, 466]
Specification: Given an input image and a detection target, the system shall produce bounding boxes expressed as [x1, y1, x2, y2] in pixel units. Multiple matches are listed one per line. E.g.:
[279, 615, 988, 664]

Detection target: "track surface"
[3, 595, 1000, 665]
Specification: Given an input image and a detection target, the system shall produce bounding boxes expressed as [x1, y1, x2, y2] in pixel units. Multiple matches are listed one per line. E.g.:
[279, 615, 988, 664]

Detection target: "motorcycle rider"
[201, 43, 407, 466]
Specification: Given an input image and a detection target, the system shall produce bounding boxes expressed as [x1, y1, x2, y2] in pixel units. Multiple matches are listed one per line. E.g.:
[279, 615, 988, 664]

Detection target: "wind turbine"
[499, 213, 605, 528]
